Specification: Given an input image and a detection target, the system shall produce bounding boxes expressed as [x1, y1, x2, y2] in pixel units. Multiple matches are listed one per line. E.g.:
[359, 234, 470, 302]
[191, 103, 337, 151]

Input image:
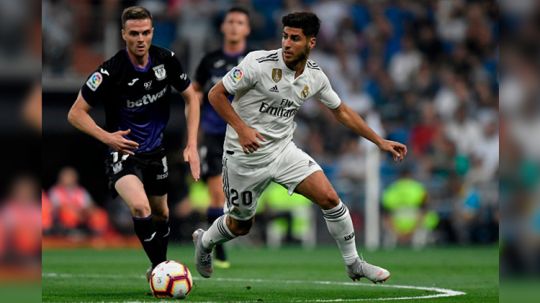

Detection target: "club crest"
[301, 85, 309, 99]
[153, 64, 167, 81]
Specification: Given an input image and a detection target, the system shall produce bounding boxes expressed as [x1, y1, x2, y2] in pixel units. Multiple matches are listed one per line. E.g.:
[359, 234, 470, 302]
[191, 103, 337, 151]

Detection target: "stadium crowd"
[43, 0, 498, 247]
[500, 0, 540, 277]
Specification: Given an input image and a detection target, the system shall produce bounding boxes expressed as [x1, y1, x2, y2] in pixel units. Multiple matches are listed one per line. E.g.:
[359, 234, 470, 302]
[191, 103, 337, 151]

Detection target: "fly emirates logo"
[259, 98, 298, 118]
[126, 87, 167, 108]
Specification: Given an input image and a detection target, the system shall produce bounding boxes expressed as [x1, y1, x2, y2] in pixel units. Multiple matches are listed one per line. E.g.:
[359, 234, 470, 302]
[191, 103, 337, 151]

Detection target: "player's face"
[282, 27, 316, 67]
[221, 12, 250, 43]
[122, 18, 153, 58]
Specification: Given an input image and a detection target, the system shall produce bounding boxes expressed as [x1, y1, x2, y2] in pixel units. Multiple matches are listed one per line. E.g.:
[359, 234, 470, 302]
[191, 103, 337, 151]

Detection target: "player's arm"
[67, 92, 139, 155]
[331, 103, 407, 161]
[208, 81, 264, 154]
[180, 84, 201, 181]
[191, 82, 205, 106]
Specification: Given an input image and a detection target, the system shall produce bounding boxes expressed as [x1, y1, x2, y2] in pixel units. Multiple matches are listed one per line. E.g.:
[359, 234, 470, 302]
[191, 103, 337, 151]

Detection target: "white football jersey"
[222, 48, 341, 166]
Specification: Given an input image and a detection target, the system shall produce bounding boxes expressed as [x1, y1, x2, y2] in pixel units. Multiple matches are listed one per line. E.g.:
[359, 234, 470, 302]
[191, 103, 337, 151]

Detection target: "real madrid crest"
[153, 64, 167, 81]
[301, 85, 309, 99]
[271, 68, 282, 83]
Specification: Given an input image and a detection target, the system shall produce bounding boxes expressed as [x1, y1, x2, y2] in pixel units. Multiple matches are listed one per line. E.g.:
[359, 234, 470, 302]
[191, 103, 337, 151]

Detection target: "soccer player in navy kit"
[67, 6, 200, 280]
[192, 7, 251, 269]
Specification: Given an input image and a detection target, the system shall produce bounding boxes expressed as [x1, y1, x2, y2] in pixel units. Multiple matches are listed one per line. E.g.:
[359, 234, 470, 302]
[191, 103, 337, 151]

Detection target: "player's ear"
[121, 28, 126, 41]
[309, 37, 316, 49]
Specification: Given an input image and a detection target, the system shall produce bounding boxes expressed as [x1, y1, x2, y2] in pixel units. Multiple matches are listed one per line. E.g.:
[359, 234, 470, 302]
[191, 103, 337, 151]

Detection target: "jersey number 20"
[229, 189, 253, 206]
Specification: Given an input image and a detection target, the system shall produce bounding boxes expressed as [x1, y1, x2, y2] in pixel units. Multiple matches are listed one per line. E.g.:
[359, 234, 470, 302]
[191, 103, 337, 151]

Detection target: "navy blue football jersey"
[195, 49, 249, 134]
[81, 45, 191, 153]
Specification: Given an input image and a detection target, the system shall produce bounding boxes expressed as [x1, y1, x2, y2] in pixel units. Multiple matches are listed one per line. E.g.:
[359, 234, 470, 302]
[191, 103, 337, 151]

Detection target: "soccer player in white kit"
[193, 12, 407, 283]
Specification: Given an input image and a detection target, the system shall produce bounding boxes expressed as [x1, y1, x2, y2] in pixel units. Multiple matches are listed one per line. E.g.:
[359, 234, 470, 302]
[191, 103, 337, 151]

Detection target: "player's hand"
[378, 140, 407, 162]
[183, 145, 200, 181]
[104, 129, 139, 155]
[237, 126, 265, 154]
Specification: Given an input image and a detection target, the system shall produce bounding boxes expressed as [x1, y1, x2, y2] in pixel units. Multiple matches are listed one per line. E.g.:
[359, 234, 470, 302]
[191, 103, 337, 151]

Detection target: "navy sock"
[154, 219, 170, 263]
[133, 215, 162, 267]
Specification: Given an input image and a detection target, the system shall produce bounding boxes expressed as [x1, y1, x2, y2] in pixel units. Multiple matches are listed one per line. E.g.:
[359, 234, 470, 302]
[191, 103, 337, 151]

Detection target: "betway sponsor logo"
[126, 87, 167, 108]
[259, 100, 298, 118]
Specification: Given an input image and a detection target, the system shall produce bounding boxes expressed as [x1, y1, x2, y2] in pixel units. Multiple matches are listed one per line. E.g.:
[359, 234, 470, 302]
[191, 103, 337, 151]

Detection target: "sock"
[133, 215, 162, 267]
[154, 219, 170, 263]
[322, 201, 359, 265]
[201, 214, 236, 250]
[207, 207, 227, 261]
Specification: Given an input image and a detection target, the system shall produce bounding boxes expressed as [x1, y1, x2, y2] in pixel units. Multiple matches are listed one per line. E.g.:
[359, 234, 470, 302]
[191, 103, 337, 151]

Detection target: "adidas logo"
[269, 85, 279, 93]
[308, 160, 316, 167]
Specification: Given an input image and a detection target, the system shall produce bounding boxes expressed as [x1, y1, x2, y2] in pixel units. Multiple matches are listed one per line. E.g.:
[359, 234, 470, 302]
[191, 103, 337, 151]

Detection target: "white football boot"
[346, 257, 391, 283]
[192, 228, 213, 278]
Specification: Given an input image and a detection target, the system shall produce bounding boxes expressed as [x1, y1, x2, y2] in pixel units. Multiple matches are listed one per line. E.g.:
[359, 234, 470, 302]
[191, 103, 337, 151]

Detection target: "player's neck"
[285, 58, 307, 79]
[126, 49, 150, 69]
[223, 40, 246, 56]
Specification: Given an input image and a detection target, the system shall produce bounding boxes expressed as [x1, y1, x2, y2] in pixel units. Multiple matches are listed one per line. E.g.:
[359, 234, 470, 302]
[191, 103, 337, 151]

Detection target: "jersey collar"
[125, 48, 153, 72]
[277, 48, 307, 80]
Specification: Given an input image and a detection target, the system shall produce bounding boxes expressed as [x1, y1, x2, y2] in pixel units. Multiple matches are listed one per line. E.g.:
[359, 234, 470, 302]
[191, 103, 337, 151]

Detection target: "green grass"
[0, 282, 41, 303]
[42, 245, 498, 302]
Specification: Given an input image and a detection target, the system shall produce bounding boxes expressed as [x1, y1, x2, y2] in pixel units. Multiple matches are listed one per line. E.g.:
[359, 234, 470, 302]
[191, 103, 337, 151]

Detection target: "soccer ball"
[149, 260, 193, 299]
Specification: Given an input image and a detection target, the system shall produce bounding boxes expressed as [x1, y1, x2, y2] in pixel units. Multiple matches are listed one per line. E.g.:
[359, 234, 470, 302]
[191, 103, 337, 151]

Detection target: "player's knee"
[131, 204, 151, 217]
[153, 209, 169, 221]
[228, 217, 253, 236]
[319, 188, 340, 209]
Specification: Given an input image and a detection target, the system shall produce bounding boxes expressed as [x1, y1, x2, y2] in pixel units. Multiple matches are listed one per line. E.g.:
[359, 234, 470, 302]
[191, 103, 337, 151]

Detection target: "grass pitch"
[42, 245, 497, 302]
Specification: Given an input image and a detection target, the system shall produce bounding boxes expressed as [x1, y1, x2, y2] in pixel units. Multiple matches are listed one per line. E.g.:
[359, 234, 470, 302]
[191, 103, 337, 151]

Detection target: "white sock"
[322, 201, 359, 265]
[201, 215, 236, 250]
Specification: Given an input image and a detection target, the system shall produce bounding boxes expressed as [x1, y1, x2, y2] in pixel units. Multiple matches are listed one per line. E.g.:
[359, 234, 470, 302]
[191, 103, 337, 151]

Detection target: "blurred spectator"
[0, 176, 41, 265]
[381, 169, 438, 248]
[470, 110, 499, 183]
[0, 0, 31, 58]
[22, 84, 42, 132]
[445, 103, 481, 157]
[42, 191, 53, 235]
[42, 0, 74, 74]
[389, 35, 422, 91]
[257, 183, 313, 248]
[48, 167, 110, 236]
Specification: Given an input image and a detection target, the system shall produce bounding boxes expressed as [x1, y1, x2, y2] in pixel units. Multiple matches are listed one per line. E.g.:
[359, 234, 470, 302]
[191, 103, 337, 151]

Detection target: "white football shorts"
[222, 141, 322, 220]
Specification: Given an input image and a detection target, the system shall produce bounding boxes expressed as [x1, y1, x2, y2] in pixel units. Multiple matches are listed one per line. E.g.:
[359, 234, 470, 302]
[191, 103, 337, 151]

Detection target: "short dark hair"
[121, 6, 152, 28]
[282, 12, 320, 37]
[226, 6, 250, 19]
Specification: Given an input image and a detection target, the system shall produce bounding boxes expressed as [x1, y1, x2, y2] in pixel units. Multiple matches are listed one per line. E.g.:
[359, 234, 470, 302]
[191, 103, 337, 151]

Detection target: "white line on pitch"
[43, 272, 466, 302]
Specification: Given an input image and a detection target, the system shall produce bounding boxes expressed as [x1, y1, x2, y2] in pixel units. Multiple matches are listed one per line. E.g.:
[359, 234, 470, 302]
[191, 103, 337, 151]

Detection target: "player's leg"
[115, 175, 163, 270]
[202, 134, 230, 267]
[144, 151, 171, 267]
[148, 194, 169, 263]
[206, 175, 230, 268]
[193, 154, 270, 278]
[295, 171, 390, 283]
[274, 143, 389, 283]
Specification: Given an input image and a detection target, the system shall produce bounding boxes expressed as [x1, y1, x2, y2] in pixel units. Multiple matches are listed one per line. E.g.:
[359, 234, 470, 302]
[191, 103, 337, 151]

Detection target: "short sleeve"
[80, 64, 114, 107]
[222, 52, 258, 95]
[166, 51, 191, 92]
[316, 72, 341, 109]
